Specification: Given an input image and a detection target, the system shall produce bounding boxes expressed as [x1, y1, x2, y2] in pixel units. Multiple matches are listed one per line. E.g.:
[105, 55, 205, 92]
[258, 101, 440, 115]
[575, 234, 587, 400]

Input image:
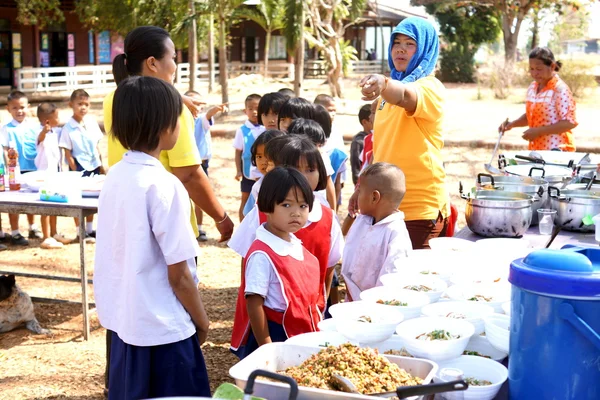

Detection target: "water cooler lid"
[509, 245, 600, 298]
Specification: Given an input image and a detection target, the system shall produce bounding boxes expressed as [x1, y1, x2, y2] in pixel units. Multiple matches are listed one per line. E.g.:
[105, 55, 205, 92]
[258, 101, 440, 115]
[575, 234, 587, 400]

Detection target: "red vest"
[258, 203, 333, 311]
[230, 239, 322, 350]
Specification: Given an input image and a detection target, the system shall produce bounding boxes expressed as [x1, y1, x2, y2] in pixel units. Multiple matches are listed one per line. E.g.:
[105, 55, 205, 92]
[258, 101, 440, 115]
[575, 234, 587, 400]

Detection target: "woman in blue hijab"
[350, 17, 451, 249]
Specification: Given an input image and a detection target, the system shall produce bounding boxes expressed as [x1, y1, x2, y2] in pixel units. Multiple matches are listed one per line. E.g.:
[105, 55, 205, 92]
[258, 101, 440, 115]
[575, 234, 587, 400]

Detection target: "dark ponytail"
[529, 46, 561, 72]
[112, 26, 172, 85]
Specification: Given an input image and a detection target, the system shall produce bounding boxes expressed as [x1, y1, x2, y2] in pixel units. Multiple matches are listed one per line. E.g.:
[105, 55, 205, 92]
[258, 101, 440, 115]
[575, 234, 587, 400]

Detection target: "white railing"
[304, 60, 390, 78]
[16, 65, 115, 94]
[176, 61, 293, 84]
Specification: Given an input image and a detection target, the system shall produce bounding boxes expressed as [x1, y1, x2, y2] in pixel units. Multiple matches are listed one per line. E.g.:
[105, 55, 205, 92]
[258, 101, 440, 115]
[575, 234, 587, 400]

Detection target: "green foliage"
[439, 45, 476, 83]
[557, 60, 598, 98]
[234, 0, 285, 32]
[339, 39, 358, 77]
[425, 3, 501, 46]
[283, 0, 304, 53]
[15, 0, 63, 28]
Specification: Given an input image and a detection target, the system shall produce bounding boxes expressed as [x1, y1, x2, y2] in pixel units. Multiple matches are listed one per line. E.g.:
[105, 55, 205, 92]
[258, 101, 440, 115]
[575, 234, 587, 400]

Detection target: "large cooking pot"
[547, 187, 600, 232]
[503, 165, 573, 185]
[476, 173, 548, 225]
[460, 185, 535, 238]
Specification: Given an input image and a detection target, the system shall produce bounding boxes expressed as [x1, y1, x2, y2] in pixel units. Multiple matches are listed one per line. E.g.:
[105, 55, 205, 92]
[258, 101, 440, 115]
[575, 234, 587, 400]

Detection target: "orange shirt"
[526, 74, 577, 152]
[373, 75, 449, 221]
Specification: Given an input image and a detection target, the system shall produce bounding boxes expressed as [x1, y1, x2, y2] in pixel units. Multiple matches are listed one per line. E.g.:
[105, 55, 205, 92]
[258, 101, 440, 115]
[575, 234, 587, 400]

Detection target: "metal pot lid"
[549, 189, 600, 205]
[466, 190, 534, 208]
[504, 164, 573, 179]
[564, 183, 600, 191]
[477, 172, 547, 187]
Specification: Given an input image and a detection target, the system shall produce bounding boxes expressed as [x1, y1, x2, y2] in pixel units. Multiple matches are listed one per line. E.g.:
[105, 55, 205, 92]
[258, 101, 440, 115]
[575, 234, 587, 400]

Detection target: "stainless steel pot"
[460, 185, 535, 238]
[476, 173, 548, 225]
[503, 164, 573, 185]
[547, 187, 600, 232]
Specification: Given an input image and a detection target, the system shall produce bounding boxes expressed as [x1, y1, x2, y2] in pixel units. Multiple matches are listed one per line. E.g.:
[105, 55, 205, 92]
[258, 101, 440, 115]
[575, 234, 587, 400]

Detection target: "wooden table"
[0, 191, 98, 340]
[454, 224, 599, 249]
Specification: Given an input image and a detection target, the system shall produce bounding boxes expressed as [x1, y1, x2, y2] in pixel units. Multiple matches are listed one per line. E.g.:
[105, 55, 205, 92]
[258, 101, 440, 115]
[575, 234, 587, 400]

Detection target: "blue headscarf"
[388, 17, 439, 83]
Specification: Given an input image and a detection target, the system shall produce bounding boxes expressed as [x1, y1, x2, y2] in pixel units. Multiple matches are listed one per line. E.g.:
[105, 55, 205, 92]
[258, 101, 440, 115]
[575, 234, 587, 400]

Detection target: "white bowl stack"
[327, 301, 404, 344]
[484, 314, 510, 354]
[445, 282, 511, 313]
[359, 287, 431, 319]
[379, 273, 448, 303]
[420, 301, 494, 335]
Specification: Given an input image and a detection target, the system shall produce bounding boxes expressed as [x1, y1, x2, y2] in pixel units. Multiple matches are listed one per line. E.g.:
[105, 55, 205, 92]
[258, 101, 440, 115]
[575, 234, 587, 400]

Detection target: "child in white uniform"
[342, 162, 413, 301]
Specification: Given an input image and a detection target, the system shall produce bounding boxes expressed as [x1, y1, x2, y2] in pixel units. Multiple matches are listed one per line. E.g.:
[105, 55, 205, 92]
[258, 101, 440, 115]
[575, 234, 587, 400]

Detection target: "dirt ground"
[0, 76, 598, 399]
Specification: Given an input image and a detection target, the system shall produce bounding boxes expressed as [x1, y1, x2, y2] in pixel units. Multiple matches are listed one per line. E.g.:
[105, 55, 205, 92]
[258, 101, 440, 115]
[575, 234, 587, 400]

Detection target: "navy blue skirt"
[108, 332, 211, 400]
[232, 320, 287, 360]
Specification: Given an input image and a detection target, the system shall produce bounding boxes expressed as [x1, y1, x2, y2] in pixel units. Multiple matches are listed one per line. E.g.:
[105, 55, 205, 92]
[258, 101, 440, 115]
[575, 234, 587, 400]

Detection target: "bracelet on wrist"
[216, 212, 229, 225]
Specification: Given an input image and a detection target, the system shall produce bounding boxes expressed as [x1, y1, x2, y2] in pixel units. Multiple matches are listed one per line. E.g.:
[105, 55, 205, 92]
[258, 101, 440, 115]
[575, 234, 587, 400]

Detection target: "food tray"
[229, 343, 438, 400]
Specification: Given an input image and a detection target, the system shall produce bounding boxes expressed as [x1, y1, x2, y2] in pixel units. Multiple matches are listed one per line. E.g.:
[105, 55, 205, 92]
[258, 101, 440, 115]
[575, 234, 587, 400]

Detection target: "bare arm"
[168, 260, 210, 344]
[359, 74, 418, 114]
[334, 174, 342, 213]
[206, 103, 228, 121]
[171, 165, 234, 242]
[182, 95, 206, 119]
[499, 113, 528, 132]
[246, 294, 271, 346]
[325, 267, 335, 298]
[235, 149, 243, 180]
[522, 120, 578, 141]
[326, 176, 336, 210]
[341, 214, 356, 236]
[37, 123, 51, 145]
[63, 148, 77, 171]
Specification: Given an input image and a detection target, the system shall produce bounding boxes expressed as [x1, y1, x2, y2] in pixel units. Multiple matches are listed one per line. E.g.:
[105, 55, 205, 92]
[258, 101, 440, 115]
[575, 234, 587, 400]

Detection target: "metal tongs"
[333, 374, 468, 399]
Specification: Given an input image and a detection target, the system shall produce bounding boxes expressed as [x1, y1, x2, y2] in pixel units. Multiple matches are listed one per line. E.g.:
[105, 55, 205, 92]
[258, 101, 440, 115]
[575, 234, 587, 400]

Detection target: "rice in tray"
[280, 343, 422, 394]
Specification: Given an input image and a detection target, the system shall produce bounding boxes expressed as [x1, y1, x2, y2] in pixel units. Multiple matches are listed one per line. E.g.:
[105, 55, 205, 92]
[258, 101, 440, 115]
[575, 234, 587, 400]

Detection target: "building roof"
[365, 0, 431, 22]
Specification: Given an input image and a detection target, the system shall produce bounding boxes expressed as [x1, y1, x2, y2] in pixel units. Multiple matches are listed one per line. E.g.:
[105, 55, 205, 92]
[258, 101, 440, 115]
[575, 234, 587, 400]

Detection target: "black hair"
[529, 47, 562, 72]
[288, 118, 326, 146]
[37, 103, 58, 120]
[269, 135, 328, 191]
[278, 88, 295, 98]
[112, 26, 172, 85]
[278, 97, 314, 128]
[257, 92, 288, 125]
[358, 104, 371, 123]
[70, 89, 90, 102]
[0, 274, 16, 302]
[7, 90, 27, 102]
[112, 76, 182, 152]
[251, 129, 285, 166]
[314, 93, 335, 106]
[312, 104, 332, 139]
[245, 94, 262, 107]
[184, 90, 201, 96]
[257, 166, 314, 214]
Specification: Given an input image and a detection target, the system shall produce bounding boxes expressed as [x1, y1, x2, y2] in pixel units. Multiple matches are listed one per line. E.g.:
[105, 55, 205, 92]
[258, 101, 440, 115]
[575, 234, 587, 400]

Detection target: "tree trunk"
[218, 3, 229, 106]
[326, 38, 343, 98]
[208, 12, 215, 93]
[188, 0, 198, 92]
[502, 12, 525, 66]
[530, 12, 539, 50]
[264, 30, 271, 79]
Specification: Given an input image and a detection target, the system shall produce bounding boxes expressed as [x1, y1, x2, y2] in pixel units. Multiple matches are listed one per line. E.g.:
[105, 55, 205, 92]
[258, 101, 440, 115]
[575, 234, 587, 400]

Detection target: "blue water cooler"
[509, 246, 600, 399]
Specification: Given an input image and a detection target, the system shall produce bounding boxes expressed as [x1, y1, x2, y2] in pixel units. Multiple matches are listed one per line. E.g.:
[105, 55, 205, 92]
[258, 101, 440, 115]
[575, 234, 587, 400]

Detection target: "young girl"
[242, 129, 285, 216]
[277, 97, 315, 133]
[258, 92, 288, 130]
[228, 135, 344, 315]
[231, 167, 322, 358]
[95, 76, 210, 398]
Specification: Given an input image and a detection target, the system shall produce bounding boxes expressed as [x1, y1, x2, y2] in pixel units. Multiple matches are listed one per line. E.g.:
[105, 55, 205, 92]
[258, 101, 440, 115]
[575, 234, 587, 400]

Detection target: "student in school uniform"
[94, 76, 211, 399]
[231, 167, 323, 359]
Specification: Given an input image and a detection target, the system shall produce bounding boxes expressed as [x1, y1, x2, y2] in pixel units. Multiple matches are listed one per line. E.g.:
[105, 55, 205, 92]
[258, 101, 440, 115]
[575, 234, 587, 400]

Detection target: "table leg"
[80, 210, 90, 340]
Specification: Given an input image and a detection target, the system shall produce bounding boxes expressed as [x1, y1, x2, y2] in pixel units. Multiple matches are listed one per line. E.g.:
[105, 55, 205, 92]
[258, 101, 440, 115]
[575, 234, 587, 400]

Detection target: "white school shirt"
[34, 125, 62, 172]
[94, 151, 200, 347]
[341, 212, 413, 301]
[323, 125, 346, 154]
[59, 117, 103, 171]
[245, 225, 305, 312]
[228, 197, 344, 268]
[232, 120, 265, 179]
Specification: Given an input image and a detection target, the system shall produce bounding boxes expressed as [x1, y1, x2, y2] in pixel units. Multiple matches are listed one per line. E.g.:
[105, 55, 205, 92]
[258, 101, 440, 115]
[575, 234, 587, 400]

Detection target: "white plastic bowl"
[359, 287, 430, 320]
[285, 331, 356, 347]
[395, 316, 475, 361]
[402, 250, 458, 283]
[446, 282, 511, 313]
[429, 237, 475, 252]
[317, 318, 337, 332]
[449, 267, 506, 286]
[484, 314, 510, 354]
[420, 301, 494, 335]
[379, 273, 448, 303]
[501, 301, 511, 316]
[434, 355, 508, 400]
[474, 237, 530, 252]
[464, 335, 508, 361]
[328, 301, 404, 344]
[367, 335, 412, 357]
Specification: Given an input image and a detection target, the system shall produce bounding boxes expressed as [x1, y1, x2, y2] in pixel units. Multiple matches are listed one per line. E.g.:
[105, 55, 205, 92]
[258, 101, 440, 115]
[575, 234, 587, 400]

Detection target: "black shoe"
[11, 233, 29, 246]
[88, 230, 96, 238]
[74, 232, 96, 244]
[29, 228, 43, 239]
[0, 234, 8, 243]
[197, 230, 208, 242]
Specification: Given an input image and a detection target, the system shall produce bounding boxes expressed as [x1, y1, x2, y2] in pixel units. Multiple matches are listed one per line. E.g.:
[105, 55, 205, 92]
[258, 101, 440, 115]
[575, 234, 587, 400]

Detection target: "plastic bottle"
[0, 166, 5, 191]
[8, 140, 20, 191]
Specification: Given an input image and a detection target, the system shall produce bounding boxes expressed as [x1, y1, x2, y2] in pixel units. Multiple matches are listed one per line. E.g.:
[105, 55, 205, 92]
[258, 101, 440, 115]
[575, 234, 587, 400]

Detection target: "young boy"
[59, 89, 104, 243]
[350, 104, 373, 186]
[1, 90, 41, 246]
[314, 94, 344, 152]
[95, 75, 210, 399]
[35, 103, 70, 249]
[184, 90, 228, 242]
[233, 94, 264, 222]
[341, 162, 413, 301]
